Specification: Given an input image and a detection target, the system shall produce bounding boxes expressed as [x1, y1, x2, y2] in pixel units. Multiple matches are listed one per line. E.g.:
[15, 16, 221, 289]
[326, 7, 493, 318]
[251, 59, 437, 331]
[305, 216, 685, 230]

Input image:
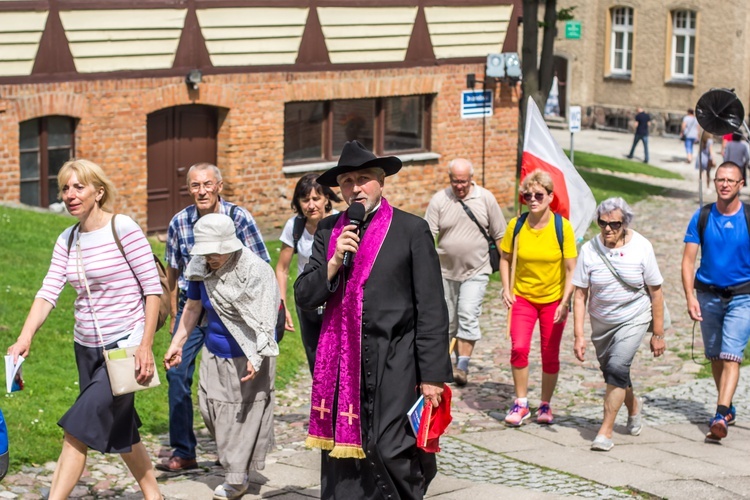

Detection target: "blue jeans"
[697, 291, 750, 363]
[166, 306, 206, 459]
[628, 134, 649, 162]
[684, 137, 696, 154]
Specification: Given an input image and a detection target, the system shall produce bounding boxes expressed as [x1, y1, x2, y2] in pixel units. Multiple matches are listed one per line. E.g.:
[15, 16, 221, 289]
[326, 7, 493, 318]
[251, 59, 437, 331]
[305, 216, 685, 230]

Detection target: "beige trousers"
[198, 347, 276, 485]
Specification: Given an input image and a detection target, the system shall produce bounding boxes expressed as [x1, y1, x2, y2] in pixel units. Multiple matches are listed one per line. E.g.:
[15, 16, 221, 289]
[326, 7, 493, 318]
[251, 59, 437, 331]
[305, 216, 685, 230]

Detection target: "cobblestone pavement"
[437, 437, 629, 499]
[2, 177, 747, 498]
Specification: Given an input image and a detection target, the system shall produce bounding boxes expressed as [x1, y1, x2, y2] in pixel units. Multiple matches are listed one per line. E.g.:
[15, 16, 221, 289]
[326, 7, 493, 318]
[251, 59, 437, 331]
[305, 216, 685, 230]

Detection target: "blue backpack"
[0, 409, 8, 480]
[512, 212, 564, 253]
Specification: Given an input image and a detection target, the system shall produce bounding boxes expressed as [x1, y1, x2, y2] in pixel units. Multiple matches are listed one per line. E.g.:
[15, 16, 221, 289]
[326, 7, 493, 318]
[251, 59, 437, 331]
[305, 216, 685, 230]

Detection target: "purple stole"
[305, 198, 393, 459]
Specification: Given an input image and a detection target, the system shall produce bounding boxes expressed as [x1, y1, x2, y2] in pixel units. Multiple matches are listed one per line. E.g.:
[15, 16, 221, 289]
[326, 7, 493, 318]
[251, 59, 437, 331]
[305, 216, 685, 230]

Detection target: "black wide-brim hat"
[317, 140, 402, 187]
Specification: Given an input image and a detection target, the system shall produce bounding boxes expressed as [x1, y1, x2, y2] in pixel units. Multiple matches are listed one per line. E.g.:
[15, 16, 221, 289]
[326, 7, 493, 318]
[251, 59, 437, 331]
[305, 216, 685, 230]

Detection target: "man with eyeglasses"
[425, 158, 506, 386]
[159, 162, 270, 472]
[682, 161, 750, 443]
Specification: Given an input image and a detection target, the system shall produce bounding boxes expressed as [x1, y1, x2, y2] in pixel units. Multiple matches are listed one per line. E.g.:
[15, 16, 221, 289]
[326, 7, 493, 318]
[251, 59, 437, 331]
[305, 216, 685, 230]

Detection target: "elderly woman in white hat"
[164, 213, 280, 500]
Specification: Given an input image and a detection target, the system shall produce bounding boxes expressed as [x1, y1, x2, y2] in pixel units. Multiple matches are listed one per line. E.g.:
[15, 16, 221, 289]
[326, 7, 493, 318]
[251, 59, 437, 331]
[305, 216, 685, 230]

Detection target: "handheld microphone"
[343, 203, 366, 267]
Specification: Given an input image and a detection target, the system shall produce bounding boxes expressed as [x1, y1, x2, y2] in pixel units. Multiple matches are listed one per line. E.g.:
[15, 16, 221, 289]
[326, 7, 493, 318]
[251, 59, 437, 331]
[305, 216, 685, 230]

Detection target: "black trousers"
[297, 305, 324, 375]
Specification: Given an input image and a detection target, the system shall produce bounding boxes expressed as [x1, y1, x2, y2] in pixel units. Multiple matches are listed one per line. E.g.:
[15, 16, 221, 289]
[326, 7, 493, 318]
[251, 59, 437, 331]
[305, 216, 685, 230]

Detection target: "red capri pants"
[510, 295, 566, 373]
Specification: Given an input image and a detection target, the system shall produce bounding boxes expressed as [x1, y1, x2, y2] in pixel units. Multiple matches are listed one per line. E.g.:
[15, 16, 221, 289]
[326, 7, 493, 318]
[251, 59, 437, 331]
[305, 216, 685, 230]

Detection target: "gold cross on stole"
[340, 404, 359, 425]
[313, 399, 331, 420]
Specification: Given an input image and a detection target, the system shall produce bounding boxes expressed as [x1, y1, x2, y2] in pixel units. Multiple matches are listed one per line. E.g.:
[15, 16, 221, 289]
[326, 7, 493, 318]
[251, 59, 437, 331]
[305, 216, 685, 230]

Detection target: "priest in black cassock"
[294, 140, 452, 499]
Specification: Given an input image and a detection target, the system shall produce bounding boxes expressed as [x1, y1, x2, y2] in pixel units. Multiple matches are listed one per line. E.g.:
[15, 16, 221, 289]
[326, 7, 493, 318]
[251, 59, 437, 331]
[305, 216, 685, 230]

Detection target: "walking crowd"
[7, 139, 750, 499]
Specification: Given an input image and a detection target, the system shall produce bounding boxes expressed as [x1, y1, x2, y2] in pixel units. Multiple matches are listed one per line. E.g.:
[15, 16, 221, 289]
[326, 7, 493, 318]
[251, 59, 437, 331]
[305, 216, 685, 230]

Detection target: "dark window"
[283, 95, 432, 164]
[333, 99, 375, 156]
[384, 95, 424, 153]
[284, 102, 325, 162]
[19, 116, 75, 207]
[665, 117, 682, 135]
[605, 115, 629, 131]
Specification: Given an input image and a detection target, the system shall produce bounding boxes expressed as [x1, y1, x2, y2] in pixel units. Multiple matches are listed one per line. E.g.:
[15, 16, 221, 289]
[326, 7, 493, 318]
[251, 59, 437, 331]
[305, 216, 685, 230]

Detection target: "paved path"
[3, 129, 750, 499]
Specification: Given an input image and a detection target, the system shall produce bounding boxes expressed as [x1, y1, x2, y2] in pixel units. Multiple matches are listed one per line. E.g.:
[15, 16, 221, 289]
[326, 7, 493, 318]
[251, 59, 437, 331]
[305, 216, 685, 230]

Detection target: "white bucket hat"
[190, 213, 243, 256]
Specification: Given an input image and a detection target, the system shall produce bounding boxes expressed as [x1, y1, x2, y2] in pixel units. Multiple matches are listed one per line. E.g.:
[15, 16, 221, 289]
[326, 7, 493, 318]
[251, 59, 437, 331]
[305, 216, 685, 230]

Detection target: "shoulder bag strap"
[292, 215, 307, 254]
[458, 200, 494, 245]
[66, 223, 81, 254]
[592, 236, 647, 296]
[75, 239, 106, 353]
[110, 215, 145, 296]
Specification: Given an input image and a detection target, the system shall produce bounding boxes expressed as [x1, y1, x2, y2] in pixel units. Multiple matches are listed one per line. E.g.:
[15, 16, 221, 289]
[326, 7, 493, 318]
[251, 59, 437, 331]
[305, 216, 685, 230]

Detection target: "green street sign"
[565, 20, 581, 39]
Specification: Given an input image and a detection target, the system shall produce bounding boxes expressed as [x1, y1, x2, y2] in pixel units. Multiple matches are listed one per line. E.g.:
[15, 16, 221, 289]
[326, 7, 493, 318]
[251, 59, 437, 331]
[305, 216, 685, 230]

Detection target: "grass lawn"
[566, 150, 683, 180]
[0, 205, 305, 469]
[578, 169, 667, 206]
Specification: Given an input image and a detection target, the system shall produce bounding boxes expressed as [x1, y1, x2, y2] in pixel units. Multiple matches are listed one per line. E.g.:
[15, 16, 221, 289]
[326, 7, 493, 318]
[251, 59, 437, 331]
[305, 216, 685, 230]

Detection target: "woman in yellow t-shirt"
[499, 169, 577, 426]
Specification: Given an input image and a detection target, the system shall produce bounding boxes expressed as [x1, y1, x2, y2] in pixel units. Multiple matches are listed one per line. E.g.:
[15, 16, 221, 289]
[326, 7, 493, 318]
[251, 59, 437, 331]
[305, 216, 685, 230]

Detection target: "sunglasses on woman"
[597, 219, 623, 230]
[522, 192, 546, 202]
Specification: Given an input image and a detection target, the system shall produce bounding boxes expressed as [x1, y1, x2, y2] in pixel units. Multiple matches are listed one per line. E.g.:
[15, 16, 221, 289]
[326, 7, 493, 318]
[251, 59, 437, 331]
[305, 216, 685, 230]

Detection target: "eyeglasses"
[449, 177, 471, 186]
[189, 181, 217, 192]
[522, 192, 546, 202]
[714, 178, 741, 186]
[597, 218, 623, 230]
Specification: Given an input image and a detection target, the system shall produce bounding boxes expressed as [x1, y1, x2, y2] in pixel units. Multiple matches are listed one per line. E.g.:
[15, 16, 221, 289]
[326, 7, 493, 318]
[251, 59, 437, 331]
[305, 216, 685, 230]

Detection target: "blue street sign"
[461, 90, 493, 119]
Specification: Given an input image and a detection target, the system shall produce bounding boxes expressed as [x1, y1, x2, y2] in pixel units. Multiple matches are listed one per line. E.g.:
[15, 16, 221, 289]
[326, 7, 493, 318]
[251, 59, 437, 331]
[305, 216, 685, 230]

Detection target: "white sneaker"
[627, 397, 643, 436]
[591, 434, 614, 451]
[213, 480, 249, 500]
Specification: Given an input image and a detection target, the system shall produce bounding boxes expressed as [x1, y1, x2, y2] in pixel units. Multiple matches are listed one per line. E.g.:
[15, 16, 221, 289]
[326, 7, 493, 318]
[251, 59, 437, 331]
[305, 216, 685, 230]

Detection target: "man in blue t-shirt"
[682, 161, 750, 443]
[626, 107, 650, 163]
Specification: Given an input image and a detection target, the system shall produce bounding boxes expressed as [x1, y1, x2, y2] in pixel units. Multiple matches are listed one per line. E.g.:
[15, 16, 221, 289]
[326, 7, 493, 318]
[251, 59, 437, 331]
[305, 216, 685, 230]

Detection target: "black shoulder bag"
[458, 200, 500, 273]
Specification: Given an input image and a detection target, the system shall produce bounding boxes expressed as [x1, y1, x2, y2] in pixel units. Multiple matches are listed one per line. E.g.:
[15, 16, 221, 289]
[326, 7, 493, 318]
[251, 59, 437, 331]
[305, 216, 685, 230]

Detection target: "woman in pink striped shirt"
[7, 159, 163, 500]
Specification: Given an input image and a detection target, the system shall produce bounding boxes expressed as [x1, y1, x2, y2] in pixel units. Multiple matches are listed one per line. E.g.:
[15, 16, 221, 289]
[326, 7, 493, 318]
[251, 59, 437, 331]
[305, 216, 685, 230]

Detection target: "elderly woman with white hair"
[572, 197, 666, 452]
[164, 213, 280, 500]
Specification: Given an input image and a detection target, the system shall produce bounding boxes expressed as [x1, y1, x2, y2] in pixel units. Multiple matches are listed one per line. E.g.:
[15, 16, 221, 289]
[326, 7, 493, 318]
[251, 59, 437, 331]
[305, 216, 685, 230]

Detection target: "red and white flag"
[521, 97, 596, 240]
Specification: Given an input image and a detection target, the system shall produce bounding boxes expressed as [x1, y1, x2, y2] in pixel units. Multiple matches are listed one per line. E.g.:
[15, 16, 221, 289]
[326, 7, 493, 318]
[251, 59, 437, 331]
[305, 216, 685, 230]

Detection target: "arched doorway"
[553, 55, 568, 118]
[147, 105, 218, 232]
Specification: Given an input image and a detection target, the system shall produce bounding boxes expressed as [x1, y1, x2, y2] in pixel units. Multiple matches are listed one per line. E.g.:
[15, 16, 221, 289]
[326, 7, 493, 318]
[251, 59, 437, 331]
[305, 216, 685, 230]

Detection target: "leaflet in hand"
[4, 355, 24, 393]
[407, 395, 426, 437]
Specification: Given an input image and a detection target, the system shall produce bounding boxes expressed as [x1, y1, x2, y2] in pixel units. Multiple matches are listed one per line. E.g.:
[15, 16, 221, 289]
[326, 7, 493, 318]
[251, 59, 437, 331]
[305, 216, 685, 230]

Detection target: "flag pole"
[514, 90, 524, 217]
[506, 234, 519, 340]
[482, 81, 487, 187]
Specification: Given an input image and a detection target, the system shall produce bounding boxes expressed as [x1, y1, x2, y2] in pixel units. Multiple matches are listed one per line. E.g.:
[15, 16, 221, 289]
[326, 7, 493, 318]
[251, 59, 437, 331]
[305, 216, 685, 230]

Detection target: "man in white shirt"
[425, 158, 506, 385]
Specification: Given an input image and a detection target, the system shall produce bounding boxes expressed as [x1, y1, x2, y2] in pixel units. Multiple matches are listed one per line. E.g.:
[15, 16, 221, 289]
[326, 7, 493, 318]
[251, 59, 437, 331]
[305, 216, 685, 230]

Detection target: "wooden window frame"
[283, 94, 433, 166]
[19, 116, 76, 208]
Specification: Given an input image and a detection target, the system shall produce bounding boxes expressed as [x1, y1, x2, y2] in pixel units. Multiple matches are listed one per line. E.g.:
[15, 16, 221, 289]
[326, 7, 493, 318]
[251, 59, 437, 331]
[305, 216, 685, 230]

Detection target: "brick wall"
[0, 65, 519, 235]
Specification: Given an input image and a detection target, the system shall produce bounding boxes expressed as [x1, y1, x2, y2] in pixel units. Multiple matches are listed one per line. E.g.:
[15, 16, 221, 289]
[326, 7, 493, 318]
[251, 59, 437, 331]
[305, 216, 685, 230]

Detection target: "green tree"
[514, 1, 575, 194]
[521, 1, 575, 112]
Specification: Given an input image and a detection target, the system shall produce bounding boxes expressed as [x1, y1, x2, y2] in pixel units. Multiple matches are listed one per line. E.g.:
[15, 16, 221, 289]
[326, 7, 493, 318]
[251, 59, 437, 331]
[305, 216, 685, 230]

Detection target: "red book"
[416, 384, 452, 453]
